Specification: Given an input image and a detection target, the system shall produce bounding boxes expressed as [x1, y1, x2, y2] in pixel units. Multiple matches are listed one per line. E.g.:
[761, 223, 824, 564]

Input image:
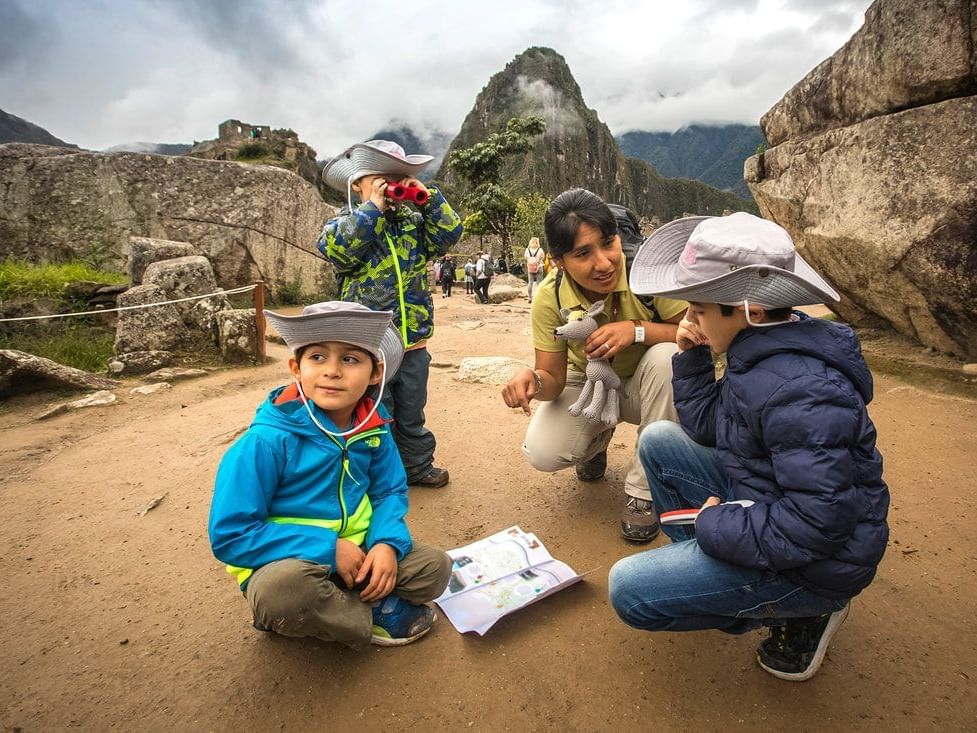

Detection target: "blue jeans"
[381, 347, 437, 482]
[608, 421, 846, 634]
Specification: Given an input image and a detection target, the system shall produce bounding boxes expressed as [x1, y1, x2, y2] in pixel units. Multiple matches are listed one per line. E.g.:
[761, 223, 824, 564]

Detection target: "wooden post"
[254, 280, 266, 363]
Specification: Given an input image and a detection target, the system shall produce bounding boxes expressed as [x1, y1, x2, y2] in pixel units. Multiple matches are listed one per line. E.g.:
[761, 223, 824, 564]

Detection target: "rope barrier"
[0, 284, 258, 323]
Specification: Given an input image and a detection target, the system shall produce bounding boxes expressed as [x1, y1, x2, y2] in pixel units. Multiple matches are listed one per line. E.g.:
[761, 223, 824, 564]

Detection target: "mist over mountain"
[103, 142, 193, 155]
[365, 122, 453, 181]
[0, 108, 78, 148]
[437, 47, 754, 220]
[617, 124, 765, 200]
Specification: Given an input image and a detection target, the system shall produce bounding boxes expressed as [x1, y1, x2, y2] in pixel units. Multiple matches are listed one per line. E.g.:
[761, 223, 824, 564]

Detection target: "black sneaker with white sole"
[757, 603, 850, 681]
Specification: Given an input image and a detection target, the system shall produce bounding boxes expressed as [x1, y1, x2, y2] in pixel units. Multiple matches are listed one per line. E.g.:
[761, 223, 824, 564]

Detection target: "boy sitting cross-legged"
[609, 213, 890, 681]
[209, 302, 451, 648]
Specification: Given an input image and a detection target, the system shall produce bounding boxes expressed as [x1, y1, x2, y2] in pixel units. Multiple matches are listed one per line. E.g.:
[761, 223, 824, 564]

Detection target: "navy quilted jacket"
[674, 314, 889, 600]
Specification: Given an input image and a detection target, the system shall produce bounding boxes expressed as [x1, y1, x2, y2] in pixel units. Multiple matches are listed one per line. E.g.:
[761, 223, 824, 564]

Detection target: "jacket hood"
[727, 313, 874, 403]
[251, 384, 389, 438]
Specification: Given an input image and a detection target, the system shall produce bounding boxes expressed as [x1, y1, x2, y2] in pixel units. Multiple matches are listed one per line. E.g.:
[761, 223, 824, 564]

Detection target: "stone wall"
[746, 0, 977, 358]
[0, 143, 337, 299]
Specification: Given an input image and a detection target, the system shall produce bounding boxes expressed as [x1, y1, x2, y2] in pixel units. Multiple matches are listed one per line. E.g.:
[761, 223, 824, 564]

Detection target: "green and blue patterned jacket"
[317, 187, 463, 347]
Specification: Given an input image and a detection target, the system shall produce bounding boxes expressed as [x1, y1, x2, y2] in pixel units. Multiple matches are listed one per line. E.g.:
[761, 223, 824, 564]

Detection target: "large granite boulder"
[0, 350, 120, 397]
[0, 144, 338, 296]
[114, 284, 190, 353]
[746, 0, 977, 358]
[142, 255, 229, 332]
[128, 236, 197, 284]
[216, 309, 258, 363]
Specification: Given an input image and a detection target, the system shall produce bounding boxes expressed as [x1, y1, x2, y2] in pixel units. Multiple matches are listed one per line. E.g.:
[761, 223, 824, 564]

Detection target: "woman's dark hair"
[543, 188, 618, 258]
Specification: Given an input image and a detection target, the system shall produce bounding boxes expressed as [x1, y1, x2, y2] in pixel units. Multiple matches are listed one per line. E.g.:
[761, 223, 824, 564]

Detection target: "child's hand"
[335, 538, 366, 589]
[366, 177, 389, 211]
[356, 543, 398, 602]
[676, 316, 708, 352]
[399, 177, 429, 197]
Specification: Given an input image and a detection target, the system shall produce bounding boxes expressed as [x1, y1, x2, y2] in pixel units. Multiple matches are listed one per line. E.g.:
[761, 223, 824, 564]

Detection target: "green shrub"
[234, 142, 272, 160]
[0, 259, 127, 300]
[275, 279, 304, 306]
[0, 322, 115, 372]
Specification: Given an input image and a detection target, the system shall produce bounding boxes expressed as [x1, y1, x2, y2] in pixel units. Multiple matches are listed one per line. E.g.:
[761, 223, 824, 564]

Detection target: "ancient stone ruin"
[745, 0, 977, 359]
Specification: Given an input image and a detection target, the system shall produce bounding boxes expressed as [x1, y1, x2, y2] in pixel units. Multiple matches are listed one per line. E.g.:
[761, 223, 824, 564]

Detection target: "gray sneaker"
[620, 496, 660, 543]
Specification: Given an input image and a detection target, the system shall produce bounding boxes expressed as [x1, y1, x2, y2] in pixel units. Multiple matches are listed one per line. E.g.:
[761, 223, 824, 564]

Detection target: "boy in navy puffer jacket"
[609, 213, 889, 682]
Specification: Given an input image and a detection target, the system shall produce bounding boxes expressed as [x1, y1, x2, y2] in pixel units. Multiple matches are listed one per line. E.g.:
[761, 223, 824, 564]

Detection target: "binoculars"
[384, 182, 429, 206]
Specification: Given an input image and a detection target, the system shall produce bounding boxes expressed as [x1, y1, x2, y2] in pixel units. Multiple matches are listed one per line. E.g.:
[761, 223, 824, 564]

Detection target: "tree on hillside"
[513, 192, 550, 250]
[448, 115, 545, 260]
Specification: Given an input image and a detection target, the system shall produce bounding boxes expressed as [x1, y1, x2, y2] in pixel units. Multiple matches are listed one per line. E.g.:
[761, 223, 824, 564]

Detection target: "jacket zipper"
[327, 428, 384, 536]
[384, 230, 411, 347]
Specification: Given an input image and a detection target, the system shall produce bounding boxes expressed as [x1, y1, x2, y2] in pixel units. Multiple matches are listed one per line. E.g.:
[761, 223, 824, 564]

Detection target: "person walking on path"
[524, 236, 545, 303]
[318, 139, 464, 489]
[440, 256, 455, 298]
[474, 252, 493, 304]
[463, 257, 476, 294]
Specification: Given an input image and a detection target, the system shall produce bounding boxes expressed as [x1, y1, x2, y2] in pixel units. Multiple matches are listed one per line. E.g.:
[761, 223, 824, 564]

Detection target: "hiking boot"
[620, 496, 660, 543]
[757, 604, 851, 681]
[370, 596, 437, 646]
[409, 466, 450, 488]
[575, 450, 607, 482]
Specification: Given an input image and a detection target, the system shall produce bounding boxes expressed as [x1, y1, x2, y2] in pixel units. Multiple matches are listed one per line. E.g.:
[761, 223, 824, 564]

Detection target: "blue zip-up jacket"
[675, 314, 889, 600]
[317, 188, 464, 347]
[208, 385, 412, 587]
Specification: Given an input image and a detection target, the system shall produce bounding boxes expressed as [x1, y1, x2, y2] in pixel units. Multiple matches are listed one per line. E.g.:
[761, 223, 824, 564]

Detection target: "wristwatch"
[632, 319, 646, 344]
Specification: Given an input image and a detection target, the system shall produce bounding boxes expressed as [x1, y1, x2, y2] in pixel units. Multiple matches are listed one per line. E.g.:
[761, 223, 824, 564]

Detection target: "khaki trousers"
[245, 543, 452, 649]
[521, 342, 678, 501]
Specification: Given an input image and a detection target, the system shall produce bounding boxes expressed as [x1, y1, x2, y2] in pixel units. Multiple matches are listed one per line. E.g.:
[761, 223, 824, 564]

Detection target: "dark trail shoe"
[757, 604, 851, 681]
[409, 466, 450, 488]
[620, 496, 660, 543]
[575, 450, 607, 482]
[371, 597, 437, 646]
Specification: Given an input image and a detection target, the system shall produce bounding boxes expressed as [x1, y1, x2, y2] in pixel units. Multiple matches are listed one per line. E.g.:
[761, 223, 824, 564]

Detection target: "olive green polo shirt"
[531, 266, 687, 379]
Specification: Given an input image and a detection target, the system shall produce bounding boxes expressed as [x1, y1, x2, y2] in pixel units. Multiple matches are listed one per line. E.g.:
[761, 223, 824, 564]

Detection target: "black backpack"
[554, 203, 661, 321]
[481, 256, 495, 277]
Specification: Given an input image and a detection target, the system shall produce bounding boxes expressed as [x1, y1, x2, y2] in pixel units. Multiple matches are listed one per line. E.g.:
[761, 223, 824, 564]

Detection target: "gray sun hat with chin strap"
[321, 139, 434, 192]
[629, 212, 840, 308]
[263, 301, 404, 381]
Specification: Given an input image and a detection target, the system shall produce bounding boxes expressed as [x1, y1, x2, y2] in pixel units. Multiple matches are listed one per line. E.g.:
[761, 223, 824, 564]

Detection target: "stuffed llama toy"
[553, 300, 621, 426]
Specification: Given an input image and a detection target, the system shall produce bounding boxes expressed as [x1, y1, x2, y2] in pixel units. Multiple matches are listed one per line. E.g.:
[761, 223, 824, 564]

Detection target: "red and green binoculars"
[384, 182, 429, 205]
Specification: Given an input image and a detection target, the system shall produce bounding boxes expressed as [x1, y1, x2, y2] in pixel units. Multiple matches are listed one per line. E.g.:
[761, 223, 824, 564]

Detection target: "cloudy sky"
[1, 0, 873, 155]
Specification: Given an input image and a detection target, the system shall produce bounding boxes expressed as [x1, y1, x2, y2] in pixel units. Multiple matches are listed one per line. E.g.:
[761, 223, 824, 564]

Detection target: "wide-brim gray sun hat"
[629, 212, 840, 308]
[322, 139, 434, 192]
[264, 301, 404, 379]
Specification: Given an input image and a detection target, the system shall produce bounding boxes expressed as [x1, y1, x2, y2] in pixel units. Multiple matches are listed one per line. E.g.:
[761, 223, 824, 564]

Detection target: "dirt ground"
[1, 290, 976, 732]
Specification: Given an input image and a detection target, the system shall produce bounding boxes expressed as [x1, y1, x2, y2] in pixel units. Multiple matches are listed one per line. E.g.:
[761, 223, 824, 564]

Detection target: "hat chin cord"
[742, 299, 796, 328]
[291, 349, 388, 438]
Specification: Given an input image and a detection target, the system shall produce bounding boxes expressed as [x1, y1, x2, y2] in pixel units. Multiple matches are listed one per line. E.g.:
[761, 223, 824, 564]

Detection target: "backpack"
[527, 247, 542, 274]
[554, 203, 661, 321]
[481, 257, 495, 277]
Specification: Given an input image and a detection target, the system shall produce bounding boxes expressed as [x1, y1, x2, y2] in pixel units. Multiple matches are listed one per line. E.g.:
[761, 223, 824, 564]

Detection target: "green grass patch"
[0, 259, 127, 300]
[0, 321, 116, 373]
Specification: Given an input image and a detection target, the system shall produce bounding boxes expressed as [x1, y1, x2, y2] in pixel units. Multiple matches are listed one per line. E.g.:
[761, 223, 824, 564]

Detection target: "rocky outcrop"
[1, 350, 120, 397]
[216, 309, 258, 363]
[437, 47, 753, 220]
[128, 237, 197, 284]
[0, 144, 337, 298]
[113, 284, 189, 354]
[746, 0, 977, 359]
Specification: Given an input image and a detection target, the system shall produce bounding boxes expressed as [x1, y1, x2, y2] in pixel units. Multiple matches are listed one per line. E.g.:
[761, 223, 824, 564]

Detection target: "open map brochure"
[434, 526, 586, 635]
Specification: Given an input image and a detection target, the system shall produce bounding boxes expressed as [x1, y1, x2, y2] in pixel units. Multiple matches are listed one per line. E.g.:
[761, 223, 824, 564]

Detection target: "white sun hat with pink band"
[629, 212, 840, 308]
[321, 139, 433, 192]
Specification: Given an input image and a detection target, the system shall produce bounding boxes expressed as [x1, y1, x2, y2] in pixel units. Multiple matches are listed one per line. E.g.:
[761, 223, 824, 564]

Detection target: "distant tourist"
[440, 255, 455, 298]
[463, 257, 476, 294]
[318, 140, 463, 488]
[209, 302, 452, 648]
[524, 236, 546, 303]
[609, 213, 890, 682]
[501, 189, 686, 542]
[474, 251, 493, 303]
